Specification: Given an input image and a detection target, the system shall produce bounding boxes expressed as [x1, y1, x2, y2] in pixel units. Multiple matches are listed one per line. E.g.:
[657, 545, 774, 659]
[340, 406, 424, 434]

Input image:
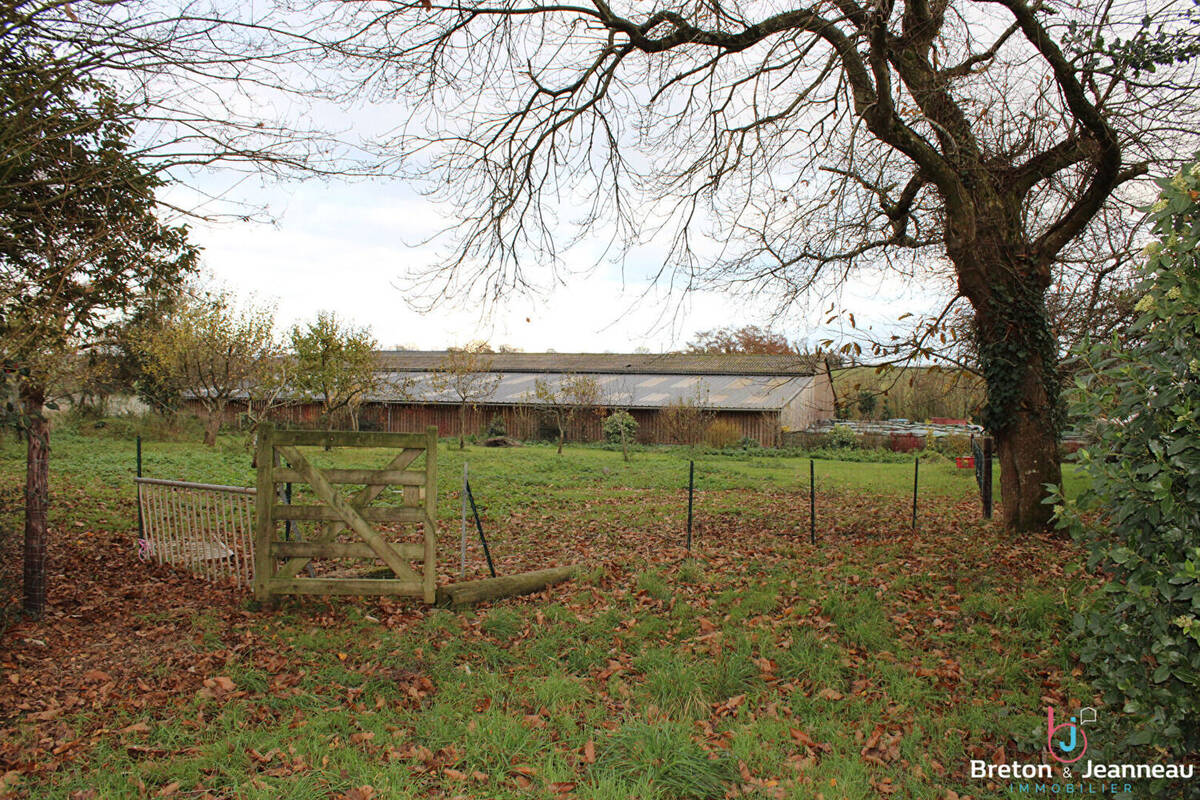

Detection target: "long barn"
[266, 351, 835, 446]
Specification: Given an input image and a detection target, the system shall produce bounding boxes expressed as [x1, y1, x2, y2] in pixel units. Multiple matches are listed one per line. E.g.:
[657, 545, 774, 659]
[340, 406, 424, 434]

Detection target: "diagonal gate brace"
[276, 445, 420, 582]
[274, 447, 423, 580]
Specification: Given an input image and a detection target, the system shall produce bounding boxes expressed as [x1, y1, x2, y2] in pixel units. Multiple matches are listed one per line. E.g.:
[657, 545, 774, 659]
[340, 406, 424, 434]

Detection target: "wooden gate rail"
[254, 425, 438, 603]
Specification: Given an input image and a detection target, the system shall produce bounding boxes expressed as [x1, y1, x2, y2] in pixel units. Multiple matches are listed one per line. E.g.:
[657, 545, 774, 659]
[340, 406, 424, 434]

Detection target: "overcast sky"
[127, 1, 959, 356]
[171, 175, 938, 354]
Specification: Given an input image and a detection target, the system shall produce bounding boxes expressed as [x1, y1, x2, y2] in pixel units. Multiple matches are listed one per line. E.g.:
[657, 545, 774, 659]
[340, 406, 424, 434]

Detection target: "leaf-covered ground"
[0, 430, 1095, 799]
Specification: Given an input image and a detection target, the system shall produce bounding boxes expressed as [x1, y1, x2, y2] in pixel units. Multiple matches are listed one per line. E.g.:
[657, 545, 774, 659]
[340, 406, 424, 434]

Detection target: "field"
[0, 426, 1095, 799]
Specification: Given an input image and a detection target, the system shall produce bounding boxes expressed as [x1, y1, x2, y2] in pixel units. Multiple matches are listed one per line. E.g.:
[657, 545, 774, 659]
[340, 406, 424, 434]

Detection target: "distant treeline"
[832, 366, 984, 423]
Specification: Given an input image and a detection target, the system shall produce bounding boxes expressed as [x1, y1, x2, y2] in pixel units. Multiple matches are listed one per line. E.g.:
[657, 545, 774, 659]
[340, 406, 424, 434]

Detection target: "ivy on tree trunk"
[972, 278, 1064, 531]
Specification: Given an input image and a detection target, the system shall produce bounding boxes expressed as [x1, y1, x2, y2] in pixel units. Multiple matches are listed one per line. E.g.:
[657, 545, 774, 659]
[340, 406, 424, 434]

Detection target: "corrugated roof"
[370, 371, 812, 411]
[374, 351, 820, 376]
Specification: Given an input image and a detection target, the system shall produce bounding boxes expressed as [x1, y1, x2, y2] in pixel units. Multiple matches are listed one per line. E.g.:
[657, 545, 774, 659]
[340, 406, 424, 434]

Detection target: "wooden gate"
[253, 424, 438, 603]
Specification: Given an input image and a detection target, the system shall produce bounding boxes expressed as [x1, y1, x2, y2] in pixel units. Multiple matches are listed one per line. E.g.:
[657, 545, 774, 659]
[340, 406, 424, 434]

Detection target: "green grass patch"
[596, 720, 736, 799]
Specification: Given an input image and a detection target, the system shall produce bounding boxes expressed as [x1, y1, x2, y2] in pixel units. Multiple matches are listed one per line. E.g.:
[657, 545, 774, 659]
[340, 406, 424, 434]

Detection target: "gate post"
[423, 425, 438, 604]
[253, 423, 274, 602]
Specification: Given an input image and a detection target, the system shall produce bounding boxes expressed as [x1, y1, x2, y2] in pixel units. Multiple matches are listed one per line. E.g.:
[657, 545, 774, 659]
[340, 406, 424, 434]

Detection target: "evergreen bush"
[602, 410, 638, 444]
[1055, 161, 1200, 759]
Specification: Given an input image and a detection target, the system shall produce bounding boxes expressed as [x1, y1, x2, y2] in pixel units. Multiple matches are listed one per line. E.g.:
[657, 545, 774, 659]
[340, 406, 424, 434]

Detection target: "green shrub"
[62, 410, 206, 442]
[932, 433, 971, 456]
[485, 414, 507, 438]
[826, 424, 859, 449]
[602, 410, 638, 444]
[855, 388, 878, 419]
[1055, 161, 1200, 759]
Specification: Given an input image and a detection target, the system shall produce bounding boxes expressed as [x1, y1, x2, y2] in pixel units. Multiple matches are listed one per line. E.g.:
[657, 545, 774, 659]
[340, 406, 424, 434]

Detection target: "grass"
[596, 720, 736, 799]
[0, 421, 1098, 799]
[0, 420, 1082, 524]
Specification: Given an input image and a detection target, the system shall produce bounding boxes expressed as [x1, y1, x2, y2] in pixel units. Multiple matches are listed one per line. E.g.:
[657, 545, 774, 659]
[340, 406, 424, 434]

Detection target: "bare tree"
[9, 2, 1198, 533]
[532, 374, 604, 454]
[294, 0, 1200, 530]
[688, 325, 797, 355]
[0, 2, 389, 621]
[661, 388, 716, 447]
[430, 345, 502, 448]
[846, 201, 1146, 385]
[3, 2, 377, 218]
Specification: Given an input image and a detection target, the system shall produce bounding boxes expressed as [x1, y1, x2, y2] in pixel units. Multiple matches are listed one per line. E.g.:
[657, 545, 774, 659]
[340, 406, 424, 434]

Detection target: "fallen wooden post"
[436, 565, 577, 608]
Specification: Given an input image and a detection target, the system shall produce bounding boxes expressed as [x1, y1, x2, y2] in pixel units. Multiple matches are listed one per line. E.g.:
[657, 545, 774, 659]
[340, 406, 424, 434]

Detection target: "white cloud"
[176, 180, 940, 353]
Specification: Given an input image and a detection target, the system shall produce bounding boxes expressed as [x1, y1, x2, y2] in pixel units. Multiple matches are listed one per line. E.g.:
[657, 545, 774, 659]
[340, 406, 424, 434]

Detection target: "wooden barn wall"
[184, 399, 784, 445]
[625, 408, 782, 446]
[367, 404, 784, 446]
[780, 373, 836, 432]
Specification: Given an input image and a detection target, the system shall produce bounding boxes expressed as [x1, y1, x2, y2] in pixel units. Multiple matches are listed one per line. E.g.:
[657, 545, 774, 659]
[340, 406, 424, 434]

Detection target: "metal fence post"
[686, 460, 694, 552]
[465, 477, 496, 578]
[461, 462, 468, 578]
[982, 436, 994, 519]
[810, 459, 816, 545]
[911, 456, 919, 531]
[136, 435, 144, 539]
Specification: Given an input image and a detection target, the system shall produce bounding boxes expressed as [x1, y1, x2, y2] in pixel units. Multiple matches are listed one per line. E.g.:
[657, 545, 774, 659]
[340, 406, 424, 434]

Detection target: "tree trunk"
[556, 420, 564, 455]
[323, 405, 335, 450]
[21, 384, 49, 619]
[203, 408, 222, 446]
[459, 402, 466, 449]
[963, 251, 1063, 532]
[992, 369, 1062, 531]
[436, 565, 576, 608]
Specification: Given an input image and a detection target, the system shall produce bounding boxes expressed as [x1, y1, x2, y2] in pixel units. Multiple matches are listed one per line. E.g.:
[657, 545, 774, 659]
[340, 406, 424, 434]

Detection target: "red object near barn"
[890, 433, 923, 452]
[955, 456, 975, 469]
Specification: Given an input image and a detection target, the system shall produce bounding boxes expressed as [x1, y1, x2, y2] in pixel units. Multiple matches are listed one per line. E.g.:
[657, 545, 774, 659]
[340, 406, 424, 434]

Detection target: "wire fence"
[135, 477, 256, 588]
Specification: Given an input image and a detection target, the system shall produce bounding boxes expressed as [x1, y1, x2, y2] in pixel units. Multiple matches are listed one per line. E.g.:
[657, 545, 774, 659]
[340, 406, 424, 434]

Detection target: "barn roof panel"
[374, 350, 820, 376]
[371, 371, 812, 411]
